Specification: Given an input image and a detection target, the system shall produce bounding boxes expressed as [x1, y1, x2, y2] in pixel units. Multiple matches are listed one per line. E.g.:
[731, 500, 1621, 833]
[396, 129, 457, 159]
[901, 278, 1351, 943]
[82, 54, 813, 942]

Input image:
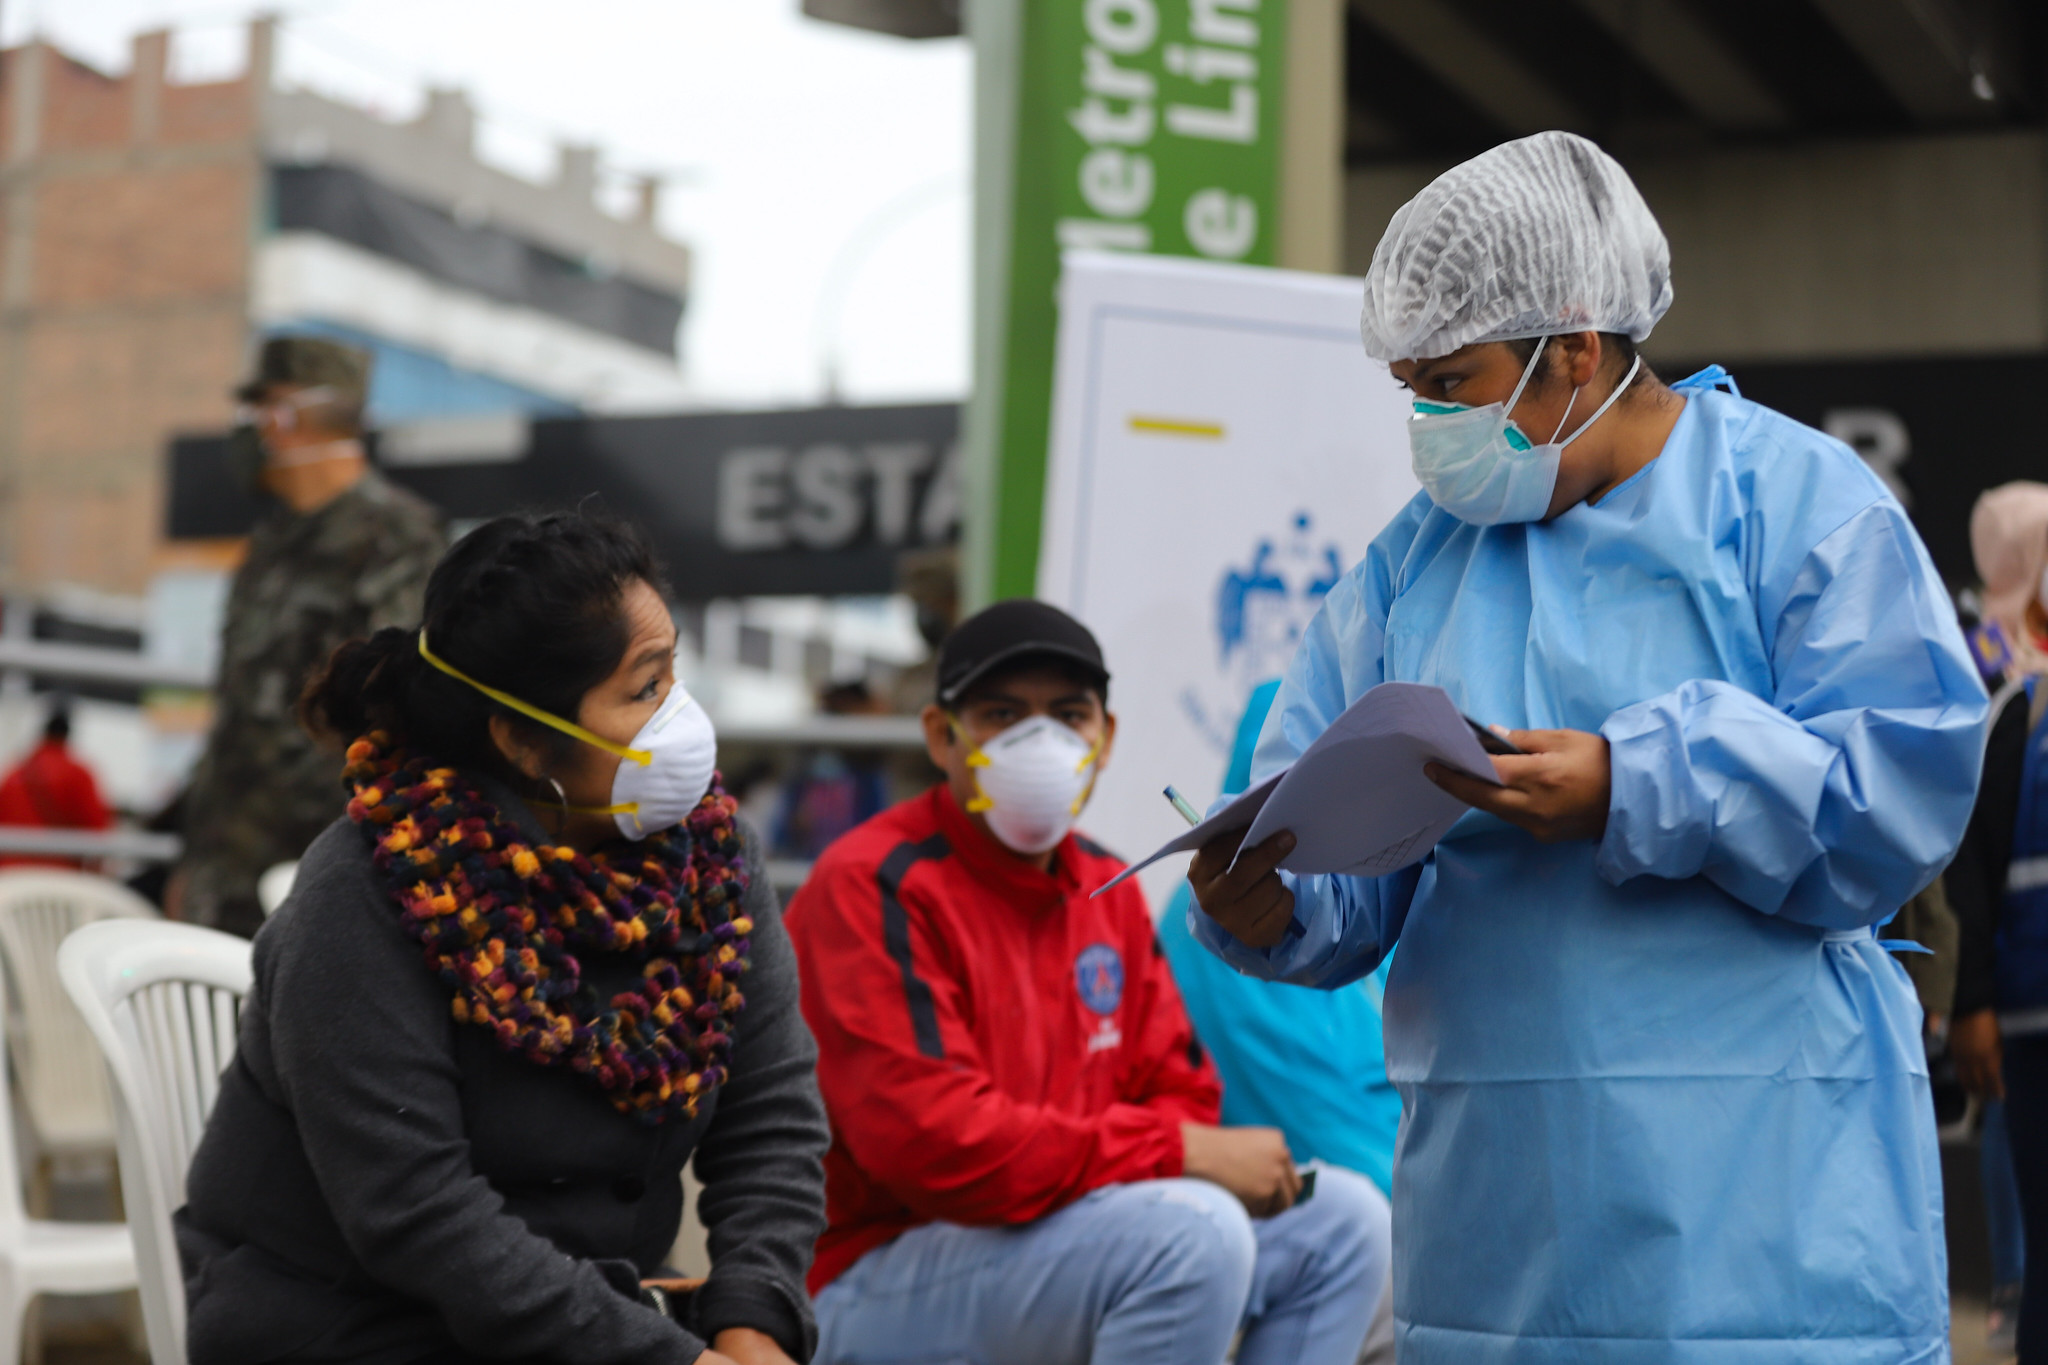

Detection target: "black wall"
[168, 403, 960, 600]
[1694, 352, 2048, 588]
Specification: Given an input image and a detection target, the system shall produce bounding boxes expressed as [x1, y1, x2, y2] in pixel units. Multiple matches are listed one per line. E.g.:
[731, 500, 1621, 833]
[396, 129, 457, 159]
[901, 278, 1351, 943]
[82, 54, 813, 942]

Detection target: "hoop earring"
[546, 776, 571, 832]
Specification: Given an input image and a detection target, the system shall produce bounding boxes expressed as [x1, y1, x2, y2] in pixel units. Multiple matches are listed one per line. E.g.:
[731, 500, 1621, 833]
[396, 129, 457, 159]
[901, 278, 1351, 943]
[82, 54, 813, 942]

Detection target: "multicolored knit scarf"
[343, 732, 751, 1125]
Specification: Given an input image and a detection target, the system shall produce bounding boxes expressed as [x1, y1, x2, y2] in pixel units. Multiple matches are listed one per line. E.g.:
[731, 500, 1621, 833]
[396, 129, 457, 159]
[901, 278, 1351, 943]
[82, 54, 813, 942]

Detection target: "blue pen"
[1164, 785, 1202, 826]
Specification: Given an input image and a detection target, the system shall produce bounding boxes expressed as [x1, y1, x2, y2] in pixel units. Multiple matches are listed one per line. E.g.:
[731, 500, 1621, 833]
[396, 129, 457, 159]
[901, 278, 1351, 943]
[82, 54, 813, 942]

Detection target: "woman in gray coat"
[176, 510, 829, 1365]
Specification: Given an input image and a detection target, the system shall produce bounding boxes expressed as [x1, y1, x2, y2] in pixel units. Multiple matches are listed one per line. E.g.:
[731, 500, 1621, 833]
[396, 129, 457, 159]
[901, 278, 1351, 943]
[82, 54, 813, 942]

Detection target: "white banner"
[1038, 252, 1416, 910]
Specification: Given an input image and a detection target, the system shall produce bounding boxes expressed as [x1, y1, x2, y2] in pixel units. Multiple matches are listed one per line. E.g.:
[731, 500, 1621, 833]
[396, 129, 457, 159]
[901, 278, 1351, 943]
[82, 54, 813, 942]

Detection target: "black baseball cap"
[936, 599, 1110, 707]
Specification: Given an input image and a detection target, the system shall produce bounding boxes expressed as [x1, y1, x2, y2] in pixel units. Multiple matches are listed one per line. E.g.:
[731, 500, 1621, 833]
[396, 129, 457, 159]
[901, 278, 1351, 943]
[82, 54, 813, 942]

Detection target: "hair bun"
[299, 626, 420, 746]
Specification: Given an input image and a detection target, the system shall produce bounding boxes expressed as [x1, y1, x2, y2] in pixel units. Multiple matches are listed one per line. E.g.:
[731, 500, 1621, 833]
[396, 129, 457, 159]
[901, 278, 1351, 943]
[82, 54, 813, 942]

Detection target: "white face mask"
[604, 684, 719, 840]
[419, 634, 718, 841]
[956, 714, 1103, 855]
[1406, 337, 1642, 525]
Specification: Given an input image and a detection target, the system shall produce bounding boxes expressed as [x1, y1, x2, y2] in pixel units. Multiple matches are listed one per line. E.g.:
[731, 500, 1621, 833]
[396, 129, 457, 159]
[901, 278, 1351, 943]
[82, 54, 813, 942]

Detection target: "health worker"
[1188, 130, 1988, 1364]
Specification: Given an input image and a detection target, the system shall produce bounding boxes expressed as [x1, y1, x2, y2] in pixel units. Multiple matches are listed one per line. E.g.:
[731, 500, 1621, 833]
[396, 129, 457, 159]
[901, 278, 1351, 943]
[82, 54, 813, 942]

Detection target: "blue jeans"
[2008, 1034, 2048, 1363]
[813, 1165, 1391, 1365]
[1984, 1098, 2028, 1290]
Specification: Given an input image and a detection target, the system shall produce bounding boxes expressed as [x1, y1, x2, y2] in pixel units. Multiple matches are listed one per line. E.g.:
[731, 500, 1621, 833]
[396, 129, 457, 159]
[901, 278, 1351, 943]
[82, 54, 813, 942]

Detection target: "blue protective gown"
[1192, 372, 1988, 1364]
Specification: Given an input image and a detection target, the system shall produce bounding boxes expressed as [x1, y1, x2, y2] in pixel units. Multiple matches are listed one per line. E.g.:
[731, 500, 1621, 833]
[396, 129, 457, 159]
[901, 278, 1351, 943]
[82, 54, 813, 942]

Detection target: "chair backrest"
[0, 914, 38, 1235]
[60, 920, 252, 1365]
[0, 870, 157, 1156]
[256, 861, 298, 918]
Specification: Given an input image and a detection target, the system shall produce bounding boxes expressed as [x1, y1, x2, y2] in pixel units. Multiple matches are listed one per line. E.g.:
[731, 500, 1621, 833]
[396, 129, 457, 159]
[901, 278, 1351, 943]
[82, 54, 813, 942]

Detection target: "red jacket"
[785, 785, 1222, 1292]
[0, 740, 111, 868]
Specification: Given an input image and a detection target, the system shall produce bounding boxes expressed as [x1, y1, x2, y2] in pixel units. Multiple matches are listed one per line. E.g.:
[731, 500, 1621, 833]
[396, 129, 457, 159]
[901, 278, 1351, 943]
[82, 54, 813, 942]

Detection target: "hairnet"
[1971, 481, 2048, 676]
[1360, 131, 1674, 363]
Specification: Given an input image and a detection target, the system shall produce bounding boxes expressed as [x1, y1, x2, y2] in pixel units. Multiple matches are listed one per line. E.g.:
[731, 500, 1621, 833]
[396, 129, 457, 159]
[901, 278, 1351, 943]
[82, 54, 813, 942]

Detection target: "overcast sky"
[10, 0, 972, 408]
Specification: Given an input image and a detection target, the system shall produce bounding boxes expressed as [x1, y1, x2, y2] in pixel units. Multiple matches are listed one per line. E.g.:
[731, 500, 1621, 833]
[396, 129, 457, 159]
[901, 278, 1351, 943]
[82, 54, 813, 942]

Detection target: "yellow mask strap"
[946, 715, 996, 812]
[538, 776, 640, 820]
[1070, 740, 1104, 816]
[561, 800, 640, 817]
[418, 633, 652, 767]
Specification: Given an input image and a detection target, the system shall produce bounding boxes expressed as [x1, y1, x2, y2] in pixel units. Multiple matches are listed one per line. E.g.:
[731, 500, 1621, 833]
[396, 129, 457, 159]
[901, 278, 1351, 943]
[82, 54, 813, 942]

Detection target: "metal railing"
[0, 828, 182, 861]
[719, 714, 926, 749]
[0, 638, 932, 749]
[0, 638, 212, 692]
[0, 635, 927, 870]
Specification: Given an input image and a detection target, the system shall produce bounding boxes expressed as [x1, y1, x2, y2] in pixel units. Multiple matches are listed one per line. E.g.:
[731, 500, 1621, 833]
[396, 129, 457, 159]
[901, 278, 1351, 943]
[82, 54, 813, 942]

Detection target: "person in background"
[885, 547, 959, 798]
[773, 681, 891, 860]
[1190, 131, 1984, 1363]
[1156, 678, 1402, 1365]
[178, 511, 826, 1365]
[1894, 879, 1960, 1046]
[1984, 1096, 2031, 1358]
[1948, 481, 2048, 1362]
[886, 548, 960, 718]
[0, 701, 111, 868]
[787, 600, 1390, 1365]
[174, 337, 445, 936]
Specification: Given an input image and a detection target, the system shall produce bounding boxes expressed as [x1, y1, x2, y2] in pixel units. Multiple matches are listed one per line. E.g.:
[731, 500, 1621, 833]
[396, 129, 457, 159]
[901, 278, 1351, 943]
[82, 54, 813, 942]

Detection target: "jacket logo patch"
[1075, 944, 1124, 1016]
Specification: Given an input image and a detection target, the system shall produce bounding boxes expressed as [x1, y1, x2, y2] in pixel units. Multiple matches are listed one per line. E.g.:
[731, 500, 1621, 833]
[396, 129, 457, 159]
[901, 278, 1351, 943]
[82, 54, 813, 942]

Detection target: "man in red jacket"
[0, 705, 112, 868]
[787, 600, 1389, 1365]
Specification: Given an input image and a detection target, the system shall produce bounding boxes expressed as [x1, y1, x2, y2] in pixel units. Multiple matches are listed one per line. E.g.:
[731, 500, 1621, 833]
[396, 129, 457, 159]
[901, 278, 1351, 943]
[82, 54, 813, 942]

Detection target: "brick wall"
[0, 33, 260, 596]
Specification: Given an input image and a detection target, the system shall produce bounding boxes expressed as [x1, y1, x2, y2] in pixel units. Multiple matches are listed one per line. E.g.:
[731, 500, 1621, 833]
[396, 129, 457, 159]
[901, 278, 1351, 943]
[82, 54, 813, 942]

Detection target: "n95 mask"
[419, 634, 717, 841]
[605, 684, 719, 840]
[1406, 337, 1641, 526]
[957, 715, 1102, 855]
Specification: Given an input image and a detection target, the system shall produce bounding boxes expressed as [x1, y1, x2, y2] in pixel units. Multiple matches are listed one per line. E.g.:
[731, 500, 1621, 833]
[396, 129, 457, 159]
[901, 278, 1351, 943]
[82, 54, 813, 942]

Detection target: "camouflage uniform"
[181, 469, 443, 935]
[180, 339, 445, 936]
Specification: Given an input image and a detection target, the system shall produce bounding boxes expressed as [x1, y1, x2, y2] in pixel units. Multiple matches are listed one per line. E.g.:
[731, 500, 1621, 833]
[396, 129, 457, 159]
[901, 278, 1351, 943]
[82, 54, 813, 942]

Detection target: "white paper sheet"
[1240, 682, 1501, 876]
[1089, 682, 1504, 897]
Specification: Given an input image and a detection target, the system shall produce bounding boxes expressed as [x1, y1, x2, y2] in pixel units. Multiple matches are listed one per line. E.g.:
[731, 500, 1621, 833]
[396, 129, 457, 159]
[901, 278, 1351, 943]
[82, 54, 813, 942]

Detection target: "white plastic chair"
[255, 862, 298, 918]
[0, 872, 157, 1198]
[59, 921, 250, 1365]
[0, 917, 138, 1365]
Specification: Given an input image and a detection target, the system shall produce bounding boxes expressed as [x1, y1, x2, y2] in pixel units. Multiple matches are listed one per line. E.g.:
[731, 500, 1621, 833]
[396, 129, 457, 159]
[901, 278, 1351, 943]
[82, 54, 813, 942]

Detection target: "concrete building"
[813, 0, 2044, 360]
[0, 18, 694, 599]
[1333, 1, 2047, 365]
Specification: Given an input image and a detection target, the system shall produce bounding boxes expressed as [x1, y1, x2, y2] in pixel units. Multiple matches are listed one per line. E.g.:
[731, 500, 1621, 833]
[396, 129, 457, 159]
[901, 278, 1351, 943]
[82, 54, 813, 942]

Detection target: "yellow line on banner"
[1128, 415, 1226, 439]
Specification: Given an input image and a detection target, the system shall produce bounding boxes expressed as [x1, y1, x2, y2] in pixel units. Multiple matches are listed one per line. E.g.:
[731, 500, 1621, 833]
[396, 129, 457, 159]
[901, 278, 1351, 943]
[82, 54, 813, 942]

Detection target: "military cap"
[235, 336, 372, 407]
[896, 546, 959, 610]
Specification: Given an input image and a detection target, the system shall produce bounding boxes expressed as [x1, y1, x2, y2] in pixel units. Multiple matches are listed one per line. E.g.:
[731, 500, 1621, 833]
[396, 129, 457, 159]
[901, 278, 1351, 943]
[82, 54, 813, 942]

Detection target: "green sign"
[976, 0, 1289, 600]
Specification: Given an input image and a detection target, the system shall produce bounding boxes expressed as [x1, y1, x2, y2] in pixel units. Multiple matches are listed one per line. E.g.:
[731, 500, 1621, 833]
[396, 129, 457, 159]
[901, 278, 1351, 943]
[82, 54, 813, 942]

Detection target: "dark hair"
[43, 706, 70, 743]
[819, 680, 876, 715]
[300, 509, 669, 781]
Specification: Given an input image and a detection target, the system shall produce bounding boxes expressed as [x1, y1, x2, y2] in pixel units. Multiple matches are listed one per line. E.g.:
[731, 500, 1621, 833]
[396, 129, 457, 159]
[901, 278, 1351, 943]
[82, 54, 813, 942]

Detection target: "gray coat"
[176, 788, 828, 1365]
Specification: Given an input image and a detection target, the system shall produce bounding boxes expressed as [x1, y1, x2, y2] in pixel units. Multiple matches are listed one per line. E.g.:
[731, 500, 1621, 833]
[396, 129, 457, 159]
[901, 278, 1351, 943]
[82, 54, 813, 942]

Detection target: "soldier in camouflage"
[176, 337, 445, 937]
